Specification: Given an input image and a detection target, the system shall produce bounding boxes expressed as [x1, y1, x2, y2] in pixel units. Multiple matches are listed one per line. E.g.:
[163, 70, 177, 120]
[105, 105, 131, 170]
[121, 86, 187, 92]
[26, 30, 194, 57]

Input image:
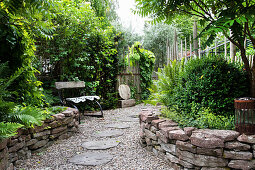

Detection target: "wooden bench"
[55, 81, 103, 123]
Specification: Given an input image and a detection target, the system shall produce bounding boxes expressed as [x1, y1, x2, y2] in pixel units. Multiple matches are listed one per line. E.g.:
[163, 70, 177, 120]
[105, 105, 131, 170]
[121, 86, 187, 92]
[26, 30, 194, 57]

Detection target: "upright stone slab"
[118, 84, 135, 108]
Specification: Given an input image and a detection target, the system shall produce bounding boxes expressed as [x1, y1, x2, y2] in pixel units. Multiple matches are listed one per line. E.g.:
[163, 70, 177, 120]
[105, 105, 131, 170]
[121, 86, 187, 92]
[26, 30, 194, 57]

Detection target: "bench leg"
[67, 102, 81, 124]
[95, 100, 103, 117]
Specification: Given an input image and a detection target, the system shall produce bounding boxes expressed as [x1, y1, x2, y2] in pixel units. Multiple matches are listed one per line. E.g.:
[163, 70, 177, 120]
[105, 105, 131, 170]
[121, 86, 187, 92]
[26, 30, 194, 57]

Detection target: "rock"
[228, 160, 255, 169]
[145, 123, 151, 129]
[237, 134, 255, 144]
[152, 119, 165, 129]
[26, 139, 38, 146]
[0, 155, 8, 170]
[177, 150, 228, 167]
[8, 142, 24, 153]
[146, 115, 159, 123]
[150, 126, 158, 133]
[32, 130, 51, 138]
[66, 107, 79, 114]
[201, 168, 230, 170]
[29, 139, 49, 150]
[61, 110, 74, 117]
[58, 133, 72, 140]
[139, 111, 153, 122]
[119, 99, 136, 108]
[118, 117, 139, 122]
[152, 148, 158, 156]
[105, 123, 130, 129]
[190, 130, 225, 148]
[53, 113, 65, 120]
[0, 147, 7, 159]
[225, 141, 250, 151]
[166, 152, 179, 164]
[196, 147, 222, 157]
[184, 127, 196, 137]
[9, 152, 18, 162]
[156, 131, 169, 143]
[92, 130, 124, 138]
[160, 127, 180, 137]
[140, 131, 145, 138]
[8, 138, 18, 147]
[61, 117, 73, 125]
[176, 141, 196, 153]
[29, 124, 49, 133]
[0, 139, 8, 150]
[82, 140, 120, 150]
[51, 126, 67, 134]
[145, 137, 152, 146]
[48, 121, 61, 128]
[144, 129, 157, 140]
[69, 152, 113, 166]
[161, 143, 176, 155]
[224, 150, 253, 160]
[158, 120, 178, 129]
[169, 130, 189, 141]
[20, 134, 31, 142]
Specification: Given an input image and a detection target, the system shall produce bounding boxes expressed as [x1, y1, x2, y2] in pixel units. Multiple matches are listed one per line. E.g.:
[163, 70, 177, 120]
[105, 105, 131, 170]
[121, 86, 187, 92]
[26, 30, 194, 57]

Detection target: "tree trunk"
[193, 20, 198, 57]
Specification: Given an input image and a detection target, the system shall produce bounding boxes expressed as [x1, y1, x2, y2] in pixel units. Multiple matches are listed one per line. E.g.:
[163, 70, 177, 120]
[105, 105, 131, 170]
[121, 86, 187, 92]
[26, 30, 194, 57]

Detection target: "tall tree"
[135, 0, 255, 96]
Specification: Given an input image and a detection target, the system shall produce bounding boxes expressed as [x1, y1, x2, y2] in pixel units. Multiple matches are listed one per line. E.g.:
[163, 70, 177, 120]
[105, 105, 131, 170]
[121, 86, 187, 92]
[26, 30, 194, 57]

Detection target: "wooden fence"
[116, 54, 141, 100]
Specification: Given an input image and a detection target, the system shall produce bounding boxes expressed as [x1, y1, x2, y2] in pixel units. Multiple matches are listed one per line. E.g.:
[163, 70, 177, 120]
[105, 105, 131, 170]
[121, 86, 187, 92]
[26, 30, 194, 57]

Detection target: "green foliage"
[0, 122, 23, 139]
[176, 56, 249, 115]
[161, 107, 235, 130]
[143, 23, 175, 70]
[149, 55, 248, 130]
[36, 0, 119, 109]
[6, 106, 46, 128]
[145, 59, 185, 106]
[127, 42, 155, 100]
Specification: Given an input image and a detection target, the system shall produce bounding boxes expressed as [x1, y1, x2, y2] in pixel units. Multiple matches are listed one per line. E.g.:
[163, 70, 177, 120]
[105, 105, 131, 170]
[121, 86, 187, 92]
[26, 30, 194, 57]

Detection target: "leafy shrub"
[127, 42, 155, 100]
[0, 122, 23, 139]
[145, 59, 185, 106]
[174, 56, 249, 115]
[161, 106, 235, 130]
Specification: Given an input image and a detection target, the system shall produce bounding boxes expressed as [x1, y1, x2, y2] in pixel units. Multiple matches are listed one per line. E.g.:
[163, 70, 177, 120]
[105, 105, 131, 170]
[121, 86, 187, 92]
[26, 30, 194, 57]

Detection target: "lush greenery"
[36, 0, 119, 109]
[127, 42, 155, 100]
[147, 56, 249, 129]
[135, 0, 255, 96]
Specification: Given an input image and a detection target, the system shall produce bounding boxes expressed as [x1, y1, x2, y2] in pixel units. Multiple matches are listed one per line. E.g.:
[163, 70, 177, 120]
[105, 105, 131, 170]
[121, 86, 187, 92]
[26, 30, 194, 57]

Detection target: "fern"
[7, 106, 46, 128]
[0, 122, 23, 139]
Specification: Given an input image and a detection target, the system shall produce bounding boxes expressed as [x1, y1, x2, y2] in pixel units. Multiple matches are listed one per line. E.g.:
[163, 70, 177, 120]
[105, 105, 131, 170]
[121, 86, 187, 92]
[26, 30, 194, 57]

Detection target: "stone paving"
[16, 104, 173, 170]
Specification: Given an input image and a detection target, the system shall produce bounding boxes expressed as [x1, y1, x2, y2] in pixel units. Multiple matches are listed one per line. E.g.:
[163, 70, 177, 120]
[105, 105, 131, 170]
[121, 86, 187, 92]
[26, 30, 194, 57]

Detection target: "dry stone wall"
[0, 107, 79, 170]
[139, 110, 255, 170]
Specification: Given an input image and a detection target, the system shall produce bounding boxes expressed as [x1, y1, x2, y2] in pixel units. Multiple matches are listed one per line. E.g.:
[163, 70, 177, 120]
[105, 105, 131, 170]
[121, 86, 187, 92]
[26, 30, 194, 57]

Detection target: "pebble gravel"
[16, 104, 173, 170]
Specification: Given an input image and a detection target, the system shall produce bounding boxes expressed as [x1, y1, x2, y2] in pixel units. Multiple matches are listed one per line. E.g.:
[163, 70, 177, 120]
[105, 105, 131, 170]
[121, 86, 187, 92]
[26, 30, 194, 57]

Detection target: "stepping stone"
[128, 115, 138, 118]
[82, 140, 120, 150]
[118, 117, 139, 122]
[105, 123, 130, 129]
[69, 152, 113, 166]
[93, 130, 124, 138]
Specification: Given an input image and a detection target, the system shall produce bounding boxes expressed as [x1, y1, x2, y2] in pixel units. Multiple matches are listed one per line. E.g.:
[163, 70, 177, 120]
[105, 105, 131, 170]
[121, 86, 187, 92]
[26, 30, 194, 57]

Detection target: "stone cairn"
[139, 110, 255, 170]
[0, 108, 79, 170]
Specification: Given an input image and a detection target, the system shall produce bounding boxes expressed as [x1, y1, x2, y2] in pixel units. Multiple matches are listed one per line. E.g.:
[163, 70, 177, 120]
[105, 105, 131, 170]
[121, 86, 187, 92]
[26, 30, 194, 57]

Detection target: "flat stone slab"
[82, 140, 120, 150]
[118, 117, 139, 122]
[93, 130, 124, 138]
[69, 152, 113, 166]
[105, 123, 130, 129]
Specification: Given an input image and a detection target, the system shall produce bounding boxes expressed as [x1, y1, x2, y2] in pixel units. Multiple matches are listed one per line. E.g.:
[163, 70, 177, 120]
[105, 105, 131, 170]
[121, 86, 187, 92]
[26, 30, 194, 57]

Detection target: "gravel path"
[16, 104, 173, 170]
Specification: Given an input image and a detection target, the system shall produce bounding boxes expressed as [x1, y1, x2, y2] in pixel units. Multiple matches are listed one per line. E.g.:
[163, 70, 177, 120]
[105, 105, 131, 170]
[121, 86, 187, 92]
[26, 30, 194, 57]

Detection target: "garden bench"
[55, 81, 103, 123]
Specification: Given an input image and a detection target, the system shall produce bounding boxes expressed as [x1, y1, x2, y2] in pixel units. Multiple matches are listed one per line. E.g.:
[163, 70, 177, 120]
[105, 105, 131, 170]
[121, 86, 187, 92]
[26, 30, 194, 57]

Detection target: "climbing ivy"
[127, 42, 155, 100]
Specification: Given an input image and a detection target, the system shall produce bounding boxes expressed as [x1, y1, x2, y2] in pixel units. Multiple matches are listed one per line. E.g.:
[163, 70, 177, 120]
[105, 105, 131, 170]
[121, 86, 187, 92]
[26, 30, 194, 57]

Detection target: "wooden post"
[215, 39, 217, 56]
[230, 32, 236, 62]
[224, 37, 227, 59]
[174, 30, 177, 60]
[198, 38, 201, 58]
[185, 37, 187, 58]
[169, 46, 172, 64]
[176, 38, 179, 60]
[190, 35, 192, 58]
[181, 40, 183, 59]
[193, 20, 198, 57]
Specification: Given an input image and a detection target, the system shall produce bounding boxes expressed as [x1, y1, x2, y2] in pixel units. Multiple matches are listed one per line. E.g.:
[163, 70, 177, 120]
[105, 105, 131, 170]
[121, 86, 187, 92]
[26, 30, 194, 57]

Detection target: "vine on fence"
[127, 42, 155, 100]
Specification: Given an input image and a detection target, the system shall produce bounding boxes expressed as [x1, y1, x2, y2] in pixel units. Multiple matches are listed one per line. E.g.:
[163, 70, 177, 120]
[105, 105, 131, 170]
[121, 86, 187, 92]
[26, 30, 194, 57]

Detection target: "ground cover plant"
[147, 55, 249, 130]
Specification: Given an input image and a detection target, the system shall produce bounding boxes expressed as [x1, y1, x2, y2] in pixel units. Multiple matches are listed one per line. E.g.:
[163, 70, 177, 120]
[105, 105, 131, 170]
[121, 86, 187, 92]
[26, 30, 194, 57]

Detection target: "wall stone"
[0, 107, 79, 170]
[139, 110, 255, 170]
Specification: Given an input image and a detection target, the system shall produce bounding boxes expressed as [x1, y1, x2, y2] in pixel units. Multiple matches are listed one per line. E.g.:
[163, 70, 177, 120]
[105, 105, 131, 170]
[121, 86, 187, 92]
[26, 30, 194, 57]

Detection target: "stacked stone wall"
[139, 110, 255, 170]
[0, 108, 79, 170]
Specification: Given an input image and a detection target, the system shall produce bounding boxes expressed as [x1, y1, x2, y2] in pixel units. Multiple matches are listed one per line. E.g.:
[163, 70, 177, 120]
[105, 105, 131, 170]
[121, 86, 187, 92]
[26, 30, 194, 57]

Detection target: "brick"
[224, 150, 253, 160]
[176, 141, 196, 153]
[158, 120, 178, 129]
[51, 126, 67, 134]
[152, 119, 165, 129]
[144, 129, 157, 140]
